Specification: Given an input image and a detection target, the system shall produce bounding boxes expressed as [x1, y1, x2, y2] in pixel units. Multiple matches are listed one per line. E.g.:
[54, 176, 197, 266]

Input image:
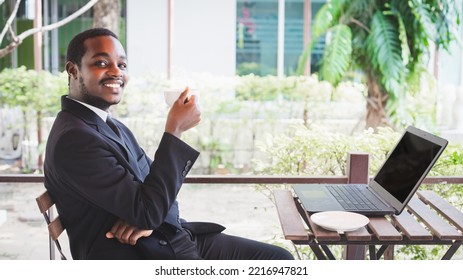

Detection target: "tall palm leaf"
[319, 25, 352, 86]
[299, 0, 460, 129]
[367, 11, 403, 100]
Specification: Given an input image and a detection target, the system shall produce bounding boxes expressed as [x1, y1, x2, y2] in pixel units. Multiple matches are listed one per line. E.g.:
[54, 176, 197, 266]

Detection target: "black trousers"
[145, 227, 295, 260]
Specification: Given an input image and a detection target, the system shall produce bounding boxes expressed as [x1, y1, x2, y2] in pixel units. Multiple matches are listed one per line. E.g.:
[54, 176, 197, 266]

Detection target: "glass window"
[284, 0, 326, 75]
[236, 0, 278, 76]
[284, 0, 304, 75]
[235, 0, 326, 76]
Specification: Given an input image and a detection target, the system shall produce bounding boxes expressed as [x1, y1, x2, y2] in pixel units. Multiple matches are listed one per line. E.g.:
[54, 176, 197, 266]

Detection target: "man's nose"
[107, 64, 123, 77]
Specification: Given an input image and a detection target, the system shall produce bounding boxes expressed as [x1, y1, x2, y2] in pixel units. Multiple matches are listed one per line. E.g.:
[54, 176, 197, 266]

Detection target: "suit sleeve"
[52, 130, 199, 229]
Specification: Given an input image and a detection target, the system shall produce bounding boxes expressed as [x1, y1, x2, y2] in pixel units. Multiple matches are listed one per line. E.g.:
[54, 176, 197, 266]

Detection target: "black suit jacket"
[44, 96, 223, 259]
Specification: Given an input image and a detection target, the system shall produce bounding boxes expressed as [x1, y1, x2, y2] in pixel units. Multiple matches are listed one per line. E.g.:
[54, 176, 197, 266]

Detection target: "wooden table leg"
[384, 245, 395, 260]
[343, 245, 366, 260]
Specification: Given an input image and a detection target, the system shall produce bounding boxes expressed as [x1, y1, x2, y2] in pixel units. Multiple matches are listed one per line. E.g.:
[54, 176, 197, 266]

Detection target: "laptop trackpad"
[300, 189, 344, 212]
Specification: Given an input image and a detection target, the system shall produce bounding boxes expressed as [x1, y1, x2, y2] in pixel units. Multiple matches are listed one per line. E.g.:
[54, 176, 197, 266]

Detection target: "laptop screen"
[374, 131, 443, 203]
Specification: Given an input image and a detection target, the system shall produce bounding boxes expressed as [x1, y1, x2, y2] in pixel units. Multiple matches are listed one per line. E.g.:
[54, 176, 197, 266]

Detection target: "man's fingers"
[129, 229, 153, 245]
[121, 228, 135, 244]
[177, 86, 190, 102]
[113, 223, 128, 239]
[187, 94, 196, 103]
[106, 219, 124, 239]
[106, 220, 153, 245]
[129, 231, 143, 245]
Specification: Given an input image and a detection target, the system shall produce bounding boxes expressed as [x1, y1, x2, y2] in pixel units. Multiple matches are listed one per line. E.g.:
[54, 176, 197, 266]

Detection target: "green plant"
[255, 125, 401, 177]
[0, 66, 66, 171]
[298, 0, 460, 129]
[199, 137, 231, 174]
[235, 74, 281, 101]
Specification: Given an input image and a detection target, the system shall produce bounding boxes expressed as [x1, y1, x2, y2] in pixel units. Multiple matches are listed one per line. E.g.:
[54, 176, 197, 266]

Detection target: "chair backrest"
[35, 190, 67, 260]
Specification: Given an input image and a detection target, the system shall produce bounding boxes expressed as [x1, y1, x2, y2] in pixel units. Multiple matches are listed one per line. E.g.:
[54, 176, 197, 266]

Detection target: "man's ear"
[65, 61, 78, 80]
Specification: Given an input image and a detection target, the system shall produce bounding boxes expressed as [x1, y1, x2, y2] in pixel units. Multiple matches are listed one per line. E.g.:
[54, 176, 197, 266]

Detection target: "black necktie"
[106, 115, 121, 137]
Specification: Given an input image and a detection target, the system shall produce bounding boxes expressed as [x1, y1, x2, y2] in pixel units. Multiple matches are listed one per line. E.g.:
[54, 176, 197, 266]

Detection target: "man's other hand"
[106, 219, 153, 245]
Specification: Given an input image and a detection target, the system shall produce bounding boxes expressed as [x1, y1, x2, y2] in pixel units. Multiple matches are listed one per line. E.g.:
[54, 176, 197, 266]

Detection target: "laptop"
[293, 126, 448, 216]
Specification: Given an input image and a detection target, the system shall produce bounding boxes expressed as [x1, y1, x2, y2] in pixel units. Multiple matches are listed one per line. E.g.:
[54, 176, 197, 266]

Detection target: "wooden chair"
[35, 190, 67, 260]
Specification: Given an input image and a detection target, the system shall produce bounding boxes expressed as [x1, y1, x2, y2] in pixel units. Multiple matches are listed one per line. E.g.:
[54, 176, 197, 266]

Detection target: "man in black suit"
[44, 28, 293, 260]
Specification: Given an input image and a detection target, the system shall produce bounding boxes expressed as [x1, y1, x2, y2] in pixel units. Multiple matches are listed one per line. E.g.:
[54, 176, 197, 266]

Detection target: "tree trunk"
[365, 73, 389, 130]
[93, 0, 121, 36]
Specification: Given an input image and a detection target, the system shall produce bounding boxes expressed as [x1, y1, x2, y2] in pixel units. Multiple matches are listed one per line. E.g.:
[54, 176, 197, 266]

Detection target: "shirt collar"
[67, 96, 109, 122]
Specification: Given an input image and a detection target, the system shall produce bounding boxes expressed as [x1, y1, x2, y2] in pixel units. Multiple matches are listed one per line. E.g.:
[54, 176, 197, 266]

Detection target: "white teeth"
[104, 83, 121, 88]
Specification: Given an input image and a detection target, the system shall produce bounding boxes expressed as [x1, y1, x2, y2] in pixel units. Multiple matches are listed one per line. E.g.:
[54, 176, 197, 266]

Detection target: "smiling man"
[43, 28, 294, 260]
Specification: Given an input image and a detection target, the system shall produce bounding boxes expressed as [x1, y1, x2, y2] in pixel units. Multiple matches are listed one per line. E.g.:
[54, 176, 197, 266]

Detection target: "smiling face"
[66, 35, 128, 111]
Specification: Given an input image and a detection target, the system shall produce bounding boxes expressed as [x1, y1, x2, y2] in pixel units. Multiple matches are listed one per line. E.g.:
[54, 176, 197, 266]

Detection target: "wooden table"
[274, 189, 463, 260]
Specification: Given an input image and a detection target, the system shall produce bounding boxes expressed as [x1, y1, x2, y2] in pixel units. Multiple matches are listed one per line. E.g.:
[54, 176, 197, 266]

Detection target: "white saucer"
[310, 211, 369, 232]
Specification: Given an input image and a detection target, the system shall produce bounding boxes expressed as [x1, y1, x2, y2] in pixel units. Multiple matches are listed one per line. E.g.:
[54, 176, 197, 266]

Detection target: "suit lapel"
[60, 96, 142, 179]
[104, 120, 141, 176]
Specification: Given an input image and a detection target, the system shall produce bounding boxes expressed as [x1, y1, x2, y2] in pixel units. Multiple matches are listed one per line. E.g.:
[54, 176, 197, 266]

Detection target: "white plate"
[310, 211, 369, 232]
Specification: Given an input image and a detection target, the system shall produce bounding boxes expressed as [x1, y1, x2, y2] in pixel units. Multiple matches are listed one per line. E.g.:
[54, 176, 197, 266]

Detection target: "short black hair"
[66, 28, 118, 68]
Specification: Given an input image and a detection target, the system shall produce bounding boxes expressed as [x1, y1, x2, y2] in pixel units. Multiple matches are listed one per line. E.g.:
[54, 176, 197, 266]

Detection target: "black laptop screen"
[374, 131, 442, 203]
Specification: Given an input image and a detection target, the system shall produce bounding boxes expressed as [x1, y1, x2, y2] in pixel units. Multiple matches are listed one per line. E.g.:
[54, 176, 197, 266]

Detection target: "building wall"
[126, 1, 167, 77]
[126, 0, 236, 77]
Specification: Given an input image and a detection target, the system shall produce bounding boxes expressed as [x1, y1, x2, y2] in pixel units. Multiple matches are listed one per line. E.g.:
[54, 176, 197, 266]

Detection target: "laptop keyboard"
[326, 184, 385, 211]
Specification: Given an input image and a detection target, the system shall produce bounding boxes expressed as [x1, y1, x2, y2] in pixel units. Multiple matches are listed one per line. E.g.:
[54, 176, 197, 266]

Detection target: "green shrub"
[234, 74, 341, 102]
[254, 125, 401, 176]
[0, 66, 66, 115]
[0, 66, 67, 171]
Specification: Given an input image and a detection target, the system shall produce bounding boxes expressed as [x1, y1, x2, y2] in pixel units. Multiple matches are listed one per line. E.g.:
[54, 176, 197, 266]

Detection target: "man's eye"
[95, 61, 108, 67]
[119, 63, 127, 70]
